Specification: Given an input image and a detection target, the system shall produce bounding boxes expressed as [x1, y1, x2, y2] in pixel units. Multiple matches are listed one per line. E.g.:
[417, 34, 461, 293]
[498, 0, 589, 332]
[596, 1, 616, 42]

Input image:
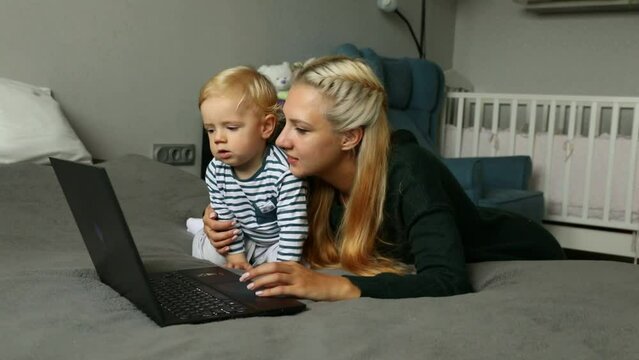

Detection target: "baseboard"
[543, 222, 638, 258]
[563, 248, 636, 263]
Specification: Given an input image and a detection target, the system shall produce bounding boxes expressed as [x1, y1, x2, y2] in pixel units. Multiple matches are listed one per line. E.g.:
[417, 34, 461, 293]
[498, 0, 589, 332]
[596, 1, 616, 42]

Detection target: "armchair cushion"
[387, 109, 433, 151]
[359, 48, 384, 83]
[478, 189, 544, 223]
[382, 59, 412, 109]
[476, 156, 532, 189]
[334, 43, 443, 148]
[442, 158, 483, 203]
[334, 43, 361, 59]
[407, 58, 445, 145]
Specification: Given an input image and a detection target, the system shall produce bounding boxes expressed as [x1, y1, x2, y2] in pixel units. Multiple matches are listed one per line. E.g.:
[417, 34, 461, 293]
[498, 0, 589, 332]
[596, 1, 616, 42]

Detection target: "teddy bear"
[257, 61, 292, 100]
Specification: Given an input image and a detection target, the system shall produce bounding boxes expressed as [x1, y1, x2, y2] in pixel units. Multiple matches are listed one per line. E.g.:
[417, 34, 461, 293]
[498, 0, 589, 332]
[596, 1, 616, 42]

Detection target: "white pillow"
[0, 77, 92, 165]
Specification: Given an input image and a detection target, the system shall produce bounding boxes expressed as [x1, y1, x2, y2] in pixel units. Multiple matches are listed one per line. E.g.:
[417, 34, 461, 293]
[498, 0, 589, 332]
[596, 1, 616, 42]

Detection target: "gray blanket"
[1, 155, 638, 360]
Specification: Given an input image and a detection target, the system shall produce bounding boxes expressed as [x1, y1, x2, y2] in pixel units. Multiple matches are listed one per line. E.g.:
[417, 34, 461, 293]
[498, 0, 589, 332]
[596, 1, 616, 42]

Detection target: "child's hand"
[225, 262, 253, 271]
[225, 253, 252, 271]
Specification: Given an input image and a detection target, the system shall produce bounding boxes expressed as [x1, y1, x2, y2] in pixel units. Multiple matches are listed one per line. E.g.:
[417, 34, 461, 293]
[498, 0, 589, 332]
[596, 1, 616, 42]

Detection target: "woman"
[202, 56, 564, 301]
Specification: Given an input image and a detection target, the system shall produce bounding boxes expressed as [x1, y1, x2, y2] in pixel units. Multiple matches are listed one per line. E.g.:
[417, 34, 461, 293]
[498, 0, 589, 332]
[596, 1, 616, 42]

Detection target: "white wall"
[0, 0, 456, 175]
[452, 0, 639, 97]
[425, 0, 457, 70]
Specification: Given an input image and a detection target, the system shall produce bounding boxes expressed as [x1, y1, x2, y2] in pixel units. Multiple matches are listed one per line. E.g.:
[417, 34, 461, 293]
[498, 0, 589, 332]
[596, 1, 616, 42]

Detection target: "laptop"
[50, 157, 306, 327]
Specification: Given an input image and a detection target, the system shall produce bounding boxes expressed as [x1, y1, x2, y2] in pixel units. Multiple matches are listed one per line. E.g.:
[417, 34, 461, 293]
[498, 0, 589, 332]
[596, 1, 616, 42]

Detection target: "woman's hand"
[202, 205, 238, 255]
[239, 262, 361, 301]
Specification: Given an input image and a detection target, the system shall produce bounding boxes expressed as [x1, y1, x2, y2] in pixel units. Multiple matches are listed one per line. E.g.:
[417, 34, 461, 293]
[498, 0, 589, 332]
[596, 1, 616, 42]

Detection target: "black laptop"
[50, 157, 306, 327]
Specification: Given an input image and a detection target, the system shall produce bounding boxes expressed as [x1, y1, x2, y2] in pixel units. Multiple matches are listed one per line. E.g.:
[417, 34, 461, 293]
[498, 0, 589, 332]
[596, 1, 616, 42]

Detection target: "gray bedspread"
[1, 155, 638, 360]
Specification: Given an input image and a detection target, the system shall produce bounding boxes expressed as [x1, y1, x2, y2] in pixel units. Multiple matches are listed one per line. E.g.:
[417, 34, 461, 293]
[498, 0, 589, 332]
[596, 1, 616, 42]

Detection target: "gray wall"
[0, 0, 456, 175]
[453, 0, 639, 96]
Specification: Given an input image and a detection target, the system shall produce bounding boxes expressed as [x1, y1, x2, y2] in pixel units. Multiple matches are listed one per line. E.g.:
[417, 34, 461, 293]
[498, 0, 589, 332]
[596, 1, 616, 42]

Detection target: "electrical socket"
[153, 144, 196, 165]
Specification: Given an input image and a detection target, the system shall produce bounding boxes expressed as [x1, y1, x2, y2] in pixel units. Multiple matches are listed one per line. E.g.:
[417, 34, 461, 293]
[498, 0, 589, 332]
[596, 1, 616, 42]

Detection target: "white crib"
[441, 92, 639, 262]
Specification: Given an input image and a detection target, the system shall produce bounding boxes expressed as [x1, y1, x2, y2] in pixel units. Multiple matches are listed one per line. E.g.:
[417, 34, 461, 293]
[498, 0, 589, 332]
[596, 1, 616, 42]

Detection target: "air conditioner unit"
[515, 0, 639, 13]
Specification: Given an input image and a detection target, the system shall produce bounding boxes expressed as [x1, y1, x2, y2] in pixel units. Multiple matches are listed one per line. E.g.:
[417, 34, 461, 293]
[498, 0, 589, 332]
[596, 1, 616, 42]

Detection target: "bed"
[2, 78, 639, 359]
[2, 154, 639, 359]
[441, 92, 639, 259]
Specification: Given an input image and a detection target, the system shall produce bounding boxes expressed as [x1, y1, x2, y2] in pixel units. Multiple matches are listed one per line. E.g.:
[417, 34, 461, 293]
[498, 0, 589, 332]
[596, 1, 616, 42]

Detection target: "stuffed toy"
[258, 61, 292, 100]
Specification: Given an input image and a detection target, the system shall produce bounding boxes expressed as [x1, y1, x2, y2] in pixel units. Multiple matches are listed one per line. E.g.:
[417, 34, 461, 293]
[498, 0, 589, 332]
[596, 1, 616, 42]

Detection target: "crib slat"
[472, 98, 482, 156]
[561, 102, 577, 218]
[527, 100, 538, 158]
[625, 104, 639, 225]
[581, 102, 598, 220]
[439, 97, 449, 155]
[442, 95, 460, 156]
[509, 99, 518, 155]
[543, 100, 557, 200]
[455, 97, 465, 157]
[603, 102, 620, 222]
[491, 99, 500, 156]
[576, 105, 584, 136]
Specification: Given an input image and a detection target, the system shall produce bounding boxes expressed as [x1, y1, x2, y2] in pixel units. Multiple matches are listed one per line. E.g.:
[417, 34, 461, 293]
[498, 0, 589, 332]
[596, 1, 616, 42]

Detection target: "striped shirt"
[205, 145, 308, 262]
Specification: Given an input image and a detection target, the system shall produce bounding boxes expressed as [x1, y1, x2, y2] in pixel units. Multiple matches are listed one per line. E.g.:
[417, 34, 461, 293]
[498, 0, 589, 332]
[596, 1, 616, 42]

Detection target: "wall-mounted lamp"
[377, 0, 426, 59]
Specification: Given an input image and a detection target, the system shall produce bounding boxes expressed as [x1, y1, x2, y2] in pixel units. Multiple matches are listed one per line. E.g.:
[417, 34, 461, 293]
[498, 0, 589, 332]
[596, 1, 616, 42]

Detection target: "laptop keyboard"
[149, 272, 249, 321]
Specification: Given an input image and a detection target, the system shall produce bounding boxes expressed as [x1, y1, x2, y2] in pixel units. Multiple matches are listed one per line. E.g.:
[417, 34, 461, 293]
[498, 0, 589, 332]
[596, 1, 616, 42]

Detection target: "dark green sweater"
[336, 132, 564, 299]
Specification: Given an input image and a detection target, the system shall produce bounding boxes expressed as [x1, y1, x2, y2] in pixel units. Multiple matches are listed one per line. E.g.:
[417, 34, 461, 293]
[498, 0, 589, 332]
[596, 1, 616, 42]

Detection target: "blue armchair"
[334, 43, 544, 222]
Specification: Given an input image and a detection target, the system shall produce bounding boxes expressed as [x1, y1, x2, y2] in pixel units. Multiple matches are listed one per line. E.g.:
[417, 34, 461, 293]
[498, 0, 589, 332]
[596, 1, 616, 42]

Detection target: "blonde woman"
[202, 56, 564, 301]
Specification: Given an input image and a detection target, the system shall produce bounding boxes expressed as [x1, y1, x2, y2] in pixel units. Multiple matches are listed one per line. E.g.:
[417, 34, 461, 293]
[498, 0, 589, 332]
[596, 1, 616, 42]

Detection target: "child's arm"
[205, 161, 245, 255]
[275, 173, 308, 262]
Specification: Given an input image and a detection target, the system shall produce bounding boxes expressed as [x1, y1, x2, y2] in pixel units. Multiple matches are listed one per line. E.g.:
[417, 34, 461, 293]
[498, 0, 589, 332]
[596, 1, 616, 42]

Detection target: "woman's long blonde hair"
[296, 56, 408, 276]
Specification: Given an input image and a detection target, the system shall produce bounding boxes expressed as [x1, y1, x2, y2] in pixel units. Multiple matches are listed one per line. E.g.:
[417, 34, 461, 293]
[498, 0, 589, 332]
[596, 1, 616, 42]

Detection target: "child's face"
[201, 95, 274, 178]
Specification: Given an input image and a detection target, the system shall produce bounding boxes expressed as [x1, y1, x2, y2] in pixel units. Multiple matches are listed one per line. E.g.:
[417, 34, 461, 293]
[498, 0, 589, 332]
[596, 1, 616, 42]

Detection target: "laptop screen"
[51, 158, 163, 322]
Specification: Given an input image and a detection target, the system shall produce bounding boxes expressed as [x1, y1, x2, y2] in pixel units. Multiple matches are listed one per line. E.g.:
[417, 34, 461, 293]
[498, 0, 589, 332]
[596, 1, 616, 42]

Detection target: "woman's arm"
[202, 205, 237, 255]
[344, 207, 472, 298]
[236, 209, 471, 300]
[238, 205, 470, 300]
[239, 262, 361, 301]
[343, 143, 475, 298]
[241, 144, 474, 300]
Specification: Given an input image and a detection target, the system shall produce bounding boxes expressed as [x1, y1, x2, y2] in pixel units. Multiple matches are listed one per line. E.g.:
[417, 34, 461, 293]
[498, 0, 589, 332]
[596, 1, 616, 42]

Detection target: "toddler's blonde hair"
[199, 66, 279, 117]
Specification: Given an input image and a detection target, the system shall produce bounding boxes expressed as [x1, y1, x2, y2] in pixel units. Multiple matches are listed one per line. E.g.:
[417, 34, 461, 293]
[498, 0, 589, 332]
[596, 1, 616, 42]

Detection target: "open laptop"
[50, 157, 306, 327]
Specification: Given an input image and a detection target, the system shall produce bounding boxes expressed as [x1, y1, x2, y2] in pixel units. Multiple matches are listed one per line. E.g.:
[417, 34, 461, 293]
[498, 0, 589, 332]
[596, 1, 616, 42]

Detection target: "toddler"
[189, 66, 308, 270]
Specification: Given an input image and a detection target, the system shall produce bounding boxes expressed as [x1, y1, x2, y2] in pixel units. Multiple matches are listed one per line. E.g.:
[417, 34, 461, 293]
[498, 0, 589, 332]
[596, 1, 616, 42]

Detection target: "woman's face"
[276, 83, 345, 179]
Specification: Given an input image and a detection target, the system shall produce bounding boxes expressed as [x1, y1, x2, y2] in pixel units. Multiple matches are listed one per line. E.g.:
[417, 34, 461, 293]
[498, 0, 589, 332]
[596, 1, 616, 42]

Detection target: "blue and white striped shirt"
[205, 145, 308, 262]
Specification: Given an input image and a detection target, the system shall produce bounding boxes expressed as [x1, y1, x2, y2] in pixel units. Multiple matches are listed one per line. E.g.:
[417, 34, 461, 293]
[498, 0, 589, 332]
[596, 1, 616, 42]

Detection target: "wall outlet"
[153, 144, 196, 165]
